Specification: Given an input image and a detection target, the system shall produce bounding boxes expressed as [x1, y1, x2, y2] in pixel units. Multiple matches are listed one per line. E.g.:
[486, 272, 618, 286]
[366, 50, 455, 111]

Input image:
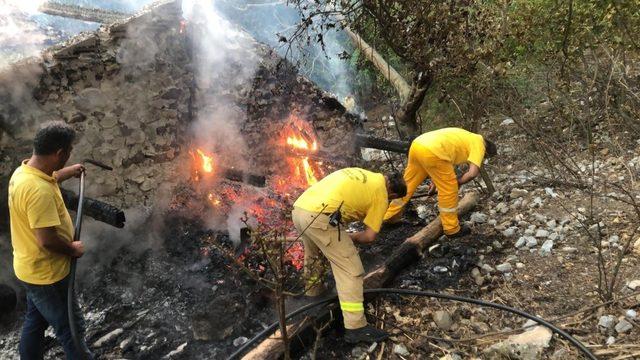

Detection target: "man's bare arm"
[53, 164, 84, 183]
[34, 227, 84, 258]
[349, 226, 378, 244]
[458, 164, 480, 186]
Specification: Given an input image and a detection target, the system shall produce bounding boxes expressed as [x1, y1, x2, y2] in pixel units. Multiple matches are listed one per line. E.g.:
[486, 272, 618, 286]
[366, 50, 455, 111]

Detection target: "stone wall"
[0, 0, 359, 226]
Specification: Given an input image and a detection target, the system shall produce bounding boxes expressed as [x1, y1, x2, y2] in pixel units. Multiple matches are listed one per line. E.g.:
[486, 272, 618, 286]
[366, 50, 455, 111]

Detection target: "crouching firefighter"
[384, 127, 497, 237]
[291, 168, 407, 344]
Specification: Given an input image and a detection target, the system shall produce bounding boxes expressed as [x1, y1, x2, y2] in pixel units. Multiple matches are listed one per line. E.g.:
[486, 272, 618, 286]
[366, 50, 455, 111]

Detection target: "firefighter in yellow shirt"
[292, 168, 406, 344]
[384, 128, 497, 237]
[8, 121, 93, 359]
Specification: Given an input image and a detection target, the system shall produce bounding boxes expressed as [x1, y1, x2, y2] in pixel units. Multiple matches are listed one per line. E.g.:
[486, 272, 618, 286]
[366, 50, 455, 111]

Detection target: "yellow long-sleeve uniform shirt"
[8, 162, 74, 285]
[384, 128, 486, 234]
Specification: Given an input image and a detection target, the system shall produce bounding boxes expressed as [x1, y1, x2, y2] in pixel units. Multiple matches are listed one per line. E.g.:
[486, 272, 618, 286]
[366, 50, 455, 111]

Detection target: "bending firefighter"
[292, 168, 406, 343]
[384, 128, 497, 237]
[8, 121, 93, 359]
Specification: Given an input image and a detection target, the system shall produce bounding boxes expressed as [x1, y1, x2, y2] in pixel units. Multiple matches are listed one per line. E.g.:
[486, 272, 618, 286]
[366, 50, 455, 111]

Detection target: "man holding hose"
[8, 121, 92, 359]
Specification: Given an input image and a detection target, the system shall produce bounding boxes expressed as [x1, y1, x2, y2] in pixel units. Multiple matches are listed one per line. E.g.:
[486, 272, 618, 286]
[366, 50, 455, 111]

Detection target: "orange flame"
[196, 149, 214, 173]
[286, 134, 318, 151]
[284, 124, 319, 186]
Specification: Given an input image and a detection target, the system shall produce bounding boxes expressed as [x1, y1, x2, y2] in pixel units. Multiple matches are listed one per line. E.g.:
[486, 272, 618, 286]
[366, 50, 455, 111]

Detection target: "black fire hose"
[228, 288, 598, 360]
[68, 159, 113, 359]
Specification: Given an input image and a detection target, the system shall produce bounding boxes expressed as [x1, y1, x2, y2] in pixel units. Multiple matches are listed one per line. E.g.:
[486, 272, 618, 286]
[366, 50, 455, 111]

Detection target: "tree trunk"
[343, 27, 410, 101]
[394, 72, 433, 138]
[240, 193, 480, 360]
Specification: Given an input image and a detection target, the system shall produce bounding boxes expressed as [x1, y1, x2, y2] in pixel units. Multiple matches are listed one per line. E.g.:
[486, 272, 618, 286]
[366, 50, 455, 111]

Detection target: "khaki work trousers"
[384, 142, 461, 235]
[292, 207, 367, 329]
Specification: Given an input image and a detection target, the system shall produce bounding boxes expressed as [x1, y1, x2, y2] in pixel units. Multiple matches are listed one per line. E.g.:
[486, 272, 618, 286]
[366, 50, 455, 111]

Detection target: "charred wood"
[355, 133, 410, 154]
[221, 168, 266, 187]
[60, 189, 126, 228]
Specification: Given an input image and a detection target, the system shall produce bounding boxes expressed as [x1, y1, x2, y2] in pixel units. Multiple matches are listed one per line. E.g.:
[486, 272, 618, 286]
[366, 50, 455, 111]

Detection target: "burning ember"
[282, 114, 322, 188]
[189, 148, 215, 181]
[187, 114, 325, 272]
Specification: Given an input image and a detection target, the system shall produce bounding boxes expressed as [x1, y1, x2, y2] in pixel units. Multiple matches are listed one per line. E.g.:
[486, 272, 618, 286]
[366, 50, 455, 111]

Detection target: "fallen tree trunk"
[60, 189, 126, 228]
[364, 192, 479, 288]
[355, 133, 411, 154]
[241, 192, 480, 360]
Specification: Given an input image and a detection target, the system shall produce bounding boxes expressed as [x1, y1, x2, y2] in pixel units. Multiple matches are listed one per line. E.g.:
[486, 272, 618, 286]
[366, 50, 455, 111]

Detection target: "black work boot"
[446, 224, 471, 239]
[344, 325, 389, 344]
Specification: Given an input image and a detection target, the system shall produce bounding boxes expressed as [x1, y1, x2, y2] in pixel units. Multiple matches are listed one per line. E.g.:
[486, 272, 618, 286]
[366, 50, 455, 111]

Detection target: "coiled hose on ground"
[228, 288, 598, 360]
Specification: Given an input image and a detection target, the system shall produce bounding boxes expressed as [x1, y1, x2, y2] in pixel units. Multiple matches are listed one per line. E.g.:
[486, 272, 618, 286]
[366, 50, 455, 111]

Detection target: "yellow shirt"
[8, 162, 73, 285]
[294, 168, 388, 232]
[414, 128, 486, 167]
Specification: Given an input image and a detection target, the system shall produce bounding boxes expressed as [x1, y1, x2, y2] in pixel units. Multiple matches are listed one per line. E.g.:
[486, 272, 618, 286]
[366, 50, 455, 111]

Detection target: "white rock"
[510, 188, 528, 198]
[233, 337, 248, 346]
[503, 227, 518, 238]
[561, 247, 578, 254]
[393, 343, 410, 356]
[615, 319, 633, 334]
[416, 205, 429, 219]
[625, 309, 637, 319]
[481, 264, 495, 274]
[606, 336, 616, 345]
[484, 326, 552, 360]
[539, 240, 554, 256]
[516, 262, 525, 269]
[535, 229, 549, 238]
[501, 118, 515, 126]
[496, 263, 513, 273]
[609, 235, 620, 243]
[433, 310, 453, 330]
[544, 187, 558, 198]
[525, 237, 538, 248]
[515, 237, 527, 248]
[470, 212, 488, 224]
[598, 315, 616, 330]
[496, 202, 509, 214]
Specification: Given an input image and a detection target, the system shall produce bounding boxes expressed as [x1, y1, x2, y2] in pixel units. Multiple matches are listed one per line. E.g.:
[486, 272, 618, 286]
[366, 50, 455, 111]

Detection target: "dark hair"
[484, 139, 497, 158]
[33, 121, 76, 155]
[387, 172, 407, 197]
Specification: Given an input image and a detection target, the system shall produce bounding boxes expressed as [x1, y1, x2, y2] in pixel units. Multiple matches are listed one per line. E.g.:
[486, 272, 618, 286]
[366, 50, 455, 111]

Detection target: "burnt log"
[241, 192, 480, 360]
[221, 168, 266, 187]
[364, 192, 479, 288]
[60, 189, 126, 228]
[354, 133, 410, 154]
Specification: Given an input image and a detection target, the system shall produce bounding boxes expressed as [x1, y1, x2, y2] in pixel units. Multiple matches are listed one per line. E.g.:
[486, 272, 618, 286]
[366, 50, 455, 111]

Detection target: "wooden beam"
[39, 2, 130, 24]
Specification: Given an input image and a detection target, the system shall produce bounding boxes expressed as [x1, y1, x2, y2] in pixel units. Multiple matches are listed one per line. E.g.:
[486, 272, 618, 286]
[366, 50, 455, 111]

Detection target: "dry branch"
[241, 192, 480, 359]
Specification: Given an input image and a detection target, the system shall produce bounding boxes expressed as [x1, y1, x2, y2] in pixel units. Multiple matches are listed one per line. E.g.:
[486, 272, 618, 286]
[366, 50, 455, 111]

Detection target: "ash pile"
[0, 0, 361, 358]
